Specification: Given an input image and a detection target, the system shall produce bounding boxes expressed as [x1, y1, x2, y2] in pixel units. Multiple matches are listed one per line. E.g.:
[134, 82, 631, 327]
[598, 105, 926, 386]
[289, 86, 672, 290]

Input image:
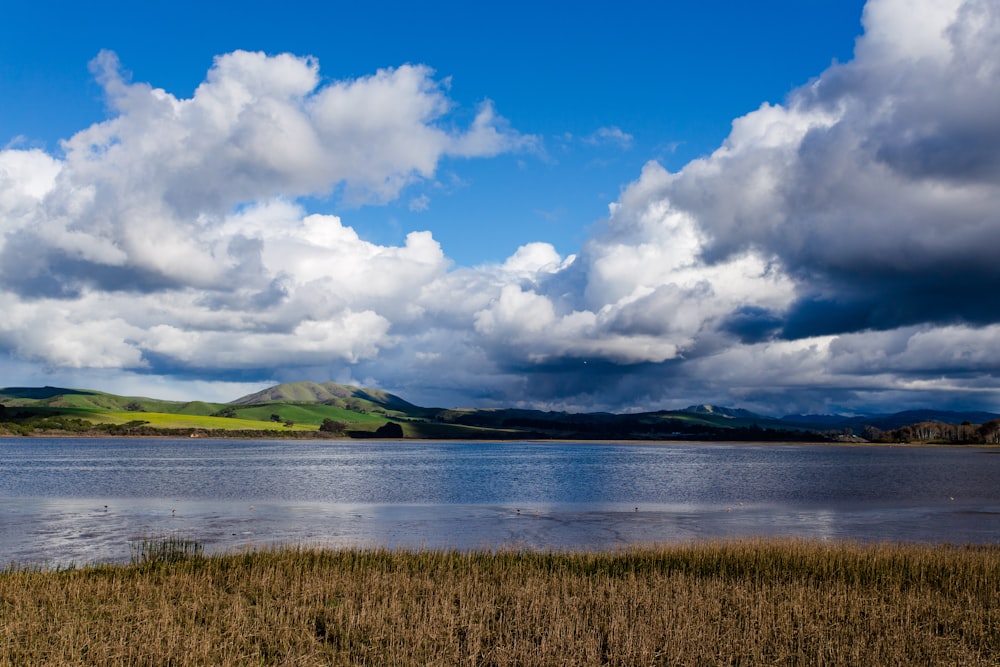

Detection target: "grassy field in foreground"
[1, 540, 998, 666]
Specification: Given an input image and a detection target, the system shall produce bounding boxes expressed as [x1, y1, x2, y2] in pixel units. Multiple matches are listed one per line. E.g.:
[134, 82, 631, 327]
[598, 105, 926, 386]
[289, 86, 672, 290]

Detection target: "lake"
[2, 437, 999, 566]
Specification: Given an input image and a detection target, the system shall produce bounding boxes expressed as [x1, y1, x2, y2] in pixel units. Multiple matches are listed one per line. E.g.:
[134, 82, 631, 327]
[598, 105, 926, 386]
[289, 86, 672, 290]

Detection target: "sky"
[2, 0, 999, 416]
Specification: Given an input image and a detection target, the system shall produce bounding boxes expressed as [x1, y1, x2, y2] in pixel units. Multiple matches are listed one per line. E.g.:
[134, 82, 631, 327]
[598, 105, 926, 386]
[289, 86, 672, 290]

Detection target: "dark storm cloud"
[650, 0, 1000, 341]
[721, 306, 784, 344]
[780, 271, 1000, 340]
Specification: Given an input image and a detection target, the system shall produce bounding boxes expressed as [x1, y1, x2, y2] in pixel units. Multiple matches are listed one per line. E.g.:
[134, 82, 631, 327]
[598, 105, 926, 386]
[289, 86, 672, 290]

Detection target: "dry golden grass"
[1, 539, 998, 666]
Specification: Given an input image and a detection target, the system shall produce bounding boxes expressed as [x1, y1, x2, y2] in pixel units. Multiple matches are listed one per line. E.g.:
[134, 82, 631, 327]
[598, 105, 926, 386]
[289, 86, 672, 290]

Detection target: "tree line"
[862, 420, 1000, 444]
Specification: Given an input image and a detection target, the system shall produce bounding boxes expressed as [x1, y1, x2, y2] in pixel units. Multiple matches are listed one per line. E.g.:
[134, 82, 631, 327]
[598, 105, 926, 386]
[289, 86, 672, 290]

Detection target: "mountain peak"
[681, 404, 763, 419]
[229, 381, 416, 411]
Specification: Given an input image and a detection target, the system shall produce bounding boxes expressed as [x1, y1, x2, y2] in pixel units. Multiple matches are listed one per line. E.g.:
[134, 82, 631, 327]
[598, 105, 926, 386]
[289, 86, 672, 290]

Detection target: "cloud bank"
[2, 0, 1000, 414]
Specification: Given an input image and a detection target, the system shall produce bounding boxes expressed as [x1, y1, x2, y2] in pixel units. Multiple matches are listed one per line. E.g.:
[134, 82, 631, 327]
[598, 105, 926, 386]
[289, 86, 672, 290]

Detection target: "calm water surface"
[2, 437, 999, 566]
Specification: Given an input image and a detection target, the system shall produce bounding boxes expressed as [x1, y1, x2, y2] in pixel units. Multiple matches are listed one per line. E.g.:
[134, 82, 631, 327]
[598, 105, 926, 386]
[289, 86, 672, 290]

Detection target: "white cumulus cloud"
[2, 0, 1000, 415]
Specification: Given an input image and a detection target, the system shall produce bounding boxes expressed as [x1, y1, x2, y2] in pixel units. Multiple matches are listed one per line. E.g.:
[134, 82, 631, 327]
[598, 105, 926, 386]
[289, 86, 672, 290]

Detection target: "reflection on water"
[2, 438, 999, 566]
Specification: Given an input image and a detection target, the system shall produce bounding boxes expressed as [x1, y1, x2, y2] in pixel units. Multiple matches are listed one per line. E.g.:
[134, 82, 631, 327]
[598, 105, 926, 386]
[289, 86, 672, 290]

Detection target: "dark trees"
[374, 422, 404, 438]
[319, 418, 347, 434]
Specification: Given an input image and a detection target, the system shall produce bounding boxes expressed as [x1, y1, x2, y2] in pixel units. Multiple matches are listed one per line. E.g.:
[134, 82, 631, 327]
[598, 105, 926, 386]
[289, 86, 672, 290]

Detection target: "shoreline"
[2, 431, 995, 447]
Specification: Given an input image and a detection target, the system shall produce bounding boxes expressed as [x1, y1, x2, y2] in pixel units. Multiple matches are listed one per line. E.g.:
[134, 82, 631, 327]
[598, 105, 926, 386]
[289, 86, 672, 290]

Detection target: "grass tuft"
[128, 535, 204, 567]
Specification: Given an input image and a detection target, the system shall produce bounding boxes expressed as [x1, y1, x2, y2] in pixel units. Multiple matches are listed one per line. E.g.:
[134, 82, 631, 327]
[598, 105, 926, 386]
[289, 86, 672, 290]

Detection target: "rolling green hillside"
[230, 381, 426, 415]
[0, 384, 388, 436]
[101, 411, 315, 431]
[0, 382, 834, 440]
[0, 387, 204, 413]
[229, 403, 387, 425]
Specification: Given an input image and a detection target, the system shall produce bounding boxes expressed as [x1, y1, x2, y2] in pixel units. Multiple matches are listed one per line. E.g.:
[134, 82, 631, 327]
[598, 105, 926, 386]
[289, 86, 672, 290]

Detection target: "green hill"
[0, 387, 200, 413]
[230, 381, 421, 412]
[0, 383, 838, 441]
[227, 403, 386, 426]
[0, 384, 387, 436]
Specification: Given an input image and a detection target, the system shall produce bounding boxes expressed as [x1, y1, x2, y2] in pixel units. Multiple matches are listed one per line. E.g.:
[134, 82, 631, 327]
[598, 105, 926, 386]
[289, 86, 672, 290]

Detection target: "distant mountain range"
[780, 410, 1000, 432]
[1, 381, 998, 441]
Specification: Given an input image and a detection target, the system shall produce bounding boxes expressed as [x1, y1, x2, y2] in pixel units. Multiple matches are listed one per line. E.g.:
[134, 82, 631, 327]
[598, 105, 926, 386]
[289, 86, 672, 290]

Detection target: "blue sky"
[2, 0, 865, 264]
[2, 0, 1000, 415]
